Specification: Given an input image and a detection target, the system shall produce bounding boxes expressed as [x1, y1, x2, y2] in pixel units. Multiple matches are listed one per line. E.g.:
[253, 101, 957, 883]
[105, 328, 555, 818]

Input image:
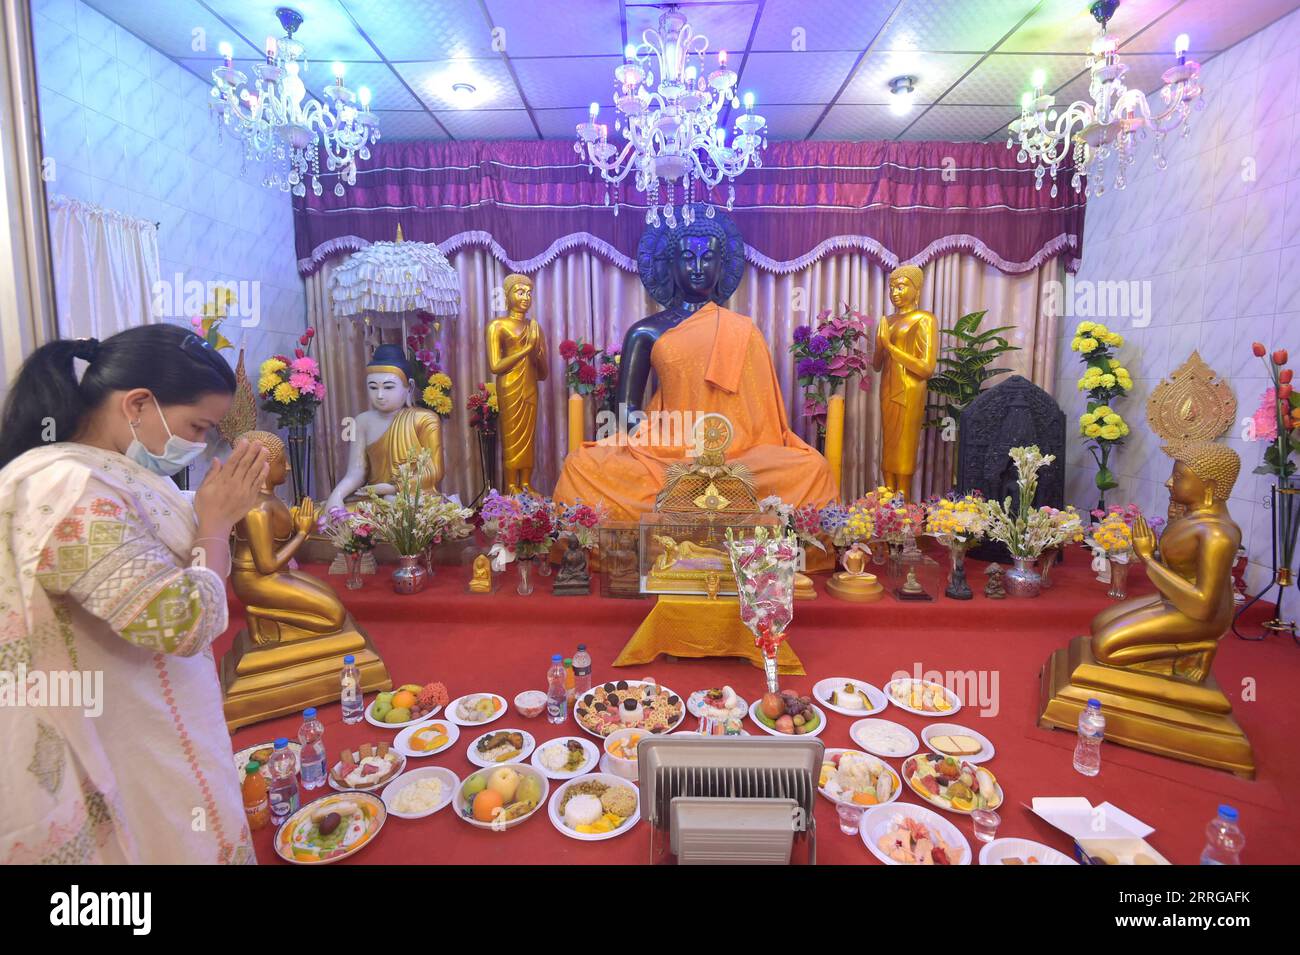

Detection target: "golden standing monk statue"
[325, 343, 444, 511]
[221, 431, 389, 730]
[1040, 442, 1254, 777]
[873, 265, 938, 500]
[487, 273, 548, 493]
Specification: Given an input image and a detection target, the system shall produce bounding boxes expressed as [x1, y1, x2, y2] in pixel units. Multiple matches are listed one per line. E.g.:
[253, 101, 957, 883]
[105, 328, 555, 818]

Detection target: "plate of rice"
[466, 728, 536, 767]
[381, 767, 458, 820]
[547, 773, 640, 841]
[530, 736, 599, 779]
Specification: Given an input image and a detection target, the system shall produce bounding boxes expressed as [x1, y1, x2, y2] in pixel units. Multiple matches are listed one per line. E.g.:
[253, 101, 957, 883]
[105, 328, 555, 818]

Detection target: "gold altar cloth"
[614, 593, 804, 674]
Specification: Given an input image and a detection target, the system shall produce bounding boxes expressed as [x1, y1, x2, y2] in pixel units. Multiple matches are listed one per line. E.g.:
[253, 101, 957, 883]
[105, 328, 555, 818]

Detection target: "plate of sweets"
[366, 681, 449, 728]
[885, 678, 961, 716]
[818, 749, 902, 808]
[274, 793, 386, 865]
[860, 804, 970, 866]
[328, 742, 406, 793]
[446, 692, 508, 727]
[548, 773, 640, 841]
[901, 753, 1003, 814]
[531, 737, 599, 779]
[392, 719, 459, 758]
[921, 723, 995, 763]
[467, 729, 536, 767]
[455, 764, 549, 830]
[573, 679, 685, 737]
[813, 678, 887, 717]
[687, 686, 748, 721]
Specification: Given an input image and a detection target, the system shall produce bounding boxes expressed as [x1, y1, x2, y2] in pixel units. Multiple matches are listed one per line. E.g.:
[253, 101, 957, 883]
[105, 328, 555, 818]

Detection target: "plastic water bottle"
[340, 654, 363, 724]
[1200, 805, 1244, 864]
[546, 654, 567, 724]
[1072, 698, 1105, 776]
[298, 707, 327, 791]
[267, 738, 300, 825]
[573, 644, 592, 695]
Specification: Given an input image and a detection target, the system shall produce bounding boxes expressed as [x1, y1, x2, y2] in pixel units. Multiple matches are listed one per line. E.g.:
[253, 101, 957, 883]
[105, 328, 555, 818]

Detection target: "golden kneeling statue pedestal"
[1039, 635, 1254, 778]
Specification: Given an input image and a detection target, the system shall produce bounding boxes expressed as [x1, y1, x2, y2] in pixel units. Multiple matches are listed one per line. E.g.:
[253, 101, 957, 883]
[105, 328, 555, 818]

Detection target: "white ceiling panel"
[875, 0, 1039, 52]
[736, 51, 860, 105]
[900, 103, 1024, 142]
[510, 56, 623, 109]
[753, 103, 826, 141]
[842, 50, 981, 105]
[323, 60, 423, 111]
[342, 0, 495, 61]
[83, 0, 261, 58]
[393, 57, 525, 110]
[533, 106, 600, 140]
[999, 0, 1182, 54]
[372, 109, 448, 140]
[433, 107, 537, 140]
[209, 0, 377, 61]
[625, 2, 760, 57]
[750, 0, 898, 52]
[483, 0, 624, 57]
[948, 53, 1085, 106]
[1122, 0, 1300, 53]
[814, 103, 914, 141]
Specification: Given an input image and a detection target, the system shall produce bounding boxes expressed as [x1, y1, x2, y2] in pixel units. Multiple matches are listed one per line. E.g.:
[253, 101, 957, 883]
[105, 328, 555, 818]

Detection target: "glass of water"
[836, 803, 863, 835]
[971, 809, 1000, 843]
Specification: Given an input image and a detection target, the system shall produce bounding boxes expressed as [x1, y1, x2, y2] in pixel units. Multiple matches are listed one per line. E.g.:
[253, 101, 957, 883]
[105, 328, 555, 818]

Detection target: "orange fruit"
[392, 690, 417, 709]
[472, 789, 504, 822]
[851, 791, 879, 806]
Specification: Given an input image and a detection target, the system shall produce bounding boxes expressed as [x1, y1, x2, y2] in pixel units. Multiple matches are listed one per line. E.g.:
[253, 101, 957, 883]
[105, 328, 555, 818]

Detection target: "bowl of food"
[327, 743, 405, 793]
[514, 690, 548, 719]
[446, 692, 507, 727]
[602, 727, 645, 780]
[366, 681, 449, 727]
[548, 773, 640, 841]
[455, 764, 549, 830]
[381, 766, 458, 820]
[531, 736, 598, 779]
[818, 748, 901, 808]
[861, 804, 971, 865]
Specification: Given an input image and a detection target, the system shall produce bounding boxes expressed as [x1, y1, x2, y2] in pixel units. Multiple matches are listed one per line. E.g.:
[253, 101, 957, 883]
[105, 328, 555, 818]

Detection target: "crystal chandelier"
[209, 7, 380, 197]
[575, 5, 766, 228]
[1007, 0, 1204, 198]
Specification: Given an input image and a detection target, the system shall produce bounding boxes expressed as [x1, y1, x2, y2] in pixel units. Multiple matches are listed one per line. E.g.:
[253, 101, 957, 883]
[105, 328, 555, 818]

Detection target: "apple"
[760, 692, 785, 720]
[487, 766, 520, 802]
[776, 714, 795, 734]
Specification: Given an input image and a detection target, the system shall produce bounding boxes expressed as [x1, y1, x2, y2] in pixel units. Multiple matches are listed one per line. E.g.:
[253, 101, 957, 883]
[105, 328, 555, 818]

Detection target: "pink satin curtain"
[307, 250, 1062, 504]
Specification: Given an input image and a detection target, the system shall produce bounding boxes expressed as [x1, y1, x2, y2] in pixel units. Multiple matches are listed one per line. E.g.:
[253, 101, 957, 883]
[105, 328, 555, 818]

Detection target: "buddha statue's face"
[367, 371, 409, 413]
[670, 233, 723, 302]
[1167, 460, 1211, 509]
[506, 281, 533, 314]
[889, 274, 919, 310]
[263, 451, 287, 489]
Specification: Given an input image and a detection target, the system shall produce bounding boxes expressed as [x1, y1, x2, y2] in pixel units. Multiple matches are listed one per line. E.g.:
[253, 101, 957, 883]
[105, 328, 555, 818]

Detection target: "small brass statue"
[984, 563, 1007, 599]
[469, 553, 493, 594]
[553, 536, 591, 596]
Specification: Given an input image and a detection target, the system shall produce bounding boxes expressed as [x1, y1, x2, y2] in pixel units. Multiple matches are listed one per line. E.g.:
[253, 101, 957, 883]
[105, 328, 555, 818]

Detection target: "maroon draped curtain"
[293, 140, 1084, 277]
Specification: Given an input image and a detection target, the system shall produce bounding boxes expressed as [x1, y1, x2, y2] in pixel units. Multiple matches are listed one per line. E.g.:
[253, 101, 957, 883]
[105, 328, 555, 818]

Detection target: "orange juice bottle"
[563, 658, 575, 704]
[242, 761, 271, 831]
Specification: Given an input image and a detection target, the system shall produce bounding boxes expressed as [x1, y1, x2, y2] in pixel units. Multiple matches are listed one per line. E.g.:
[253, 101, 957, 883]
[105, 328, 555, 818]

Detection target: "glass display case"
[638, 511, 780, 596]
[598, 522, 644, 599]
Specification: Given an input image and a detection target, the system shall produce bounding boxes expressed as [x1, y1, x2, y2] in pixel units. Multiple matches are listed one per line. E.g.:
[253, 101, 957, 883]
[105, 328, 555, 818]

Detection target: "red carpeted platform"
[213, 551, 1300, 865]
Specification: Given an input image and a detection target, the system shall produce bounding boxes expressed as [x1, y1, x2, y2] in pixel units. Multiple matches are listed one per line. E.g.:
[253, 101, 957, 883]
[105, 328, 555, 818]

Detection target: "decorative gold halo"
[1146, 351, 1236, 448]
[692, 412, 734, 456]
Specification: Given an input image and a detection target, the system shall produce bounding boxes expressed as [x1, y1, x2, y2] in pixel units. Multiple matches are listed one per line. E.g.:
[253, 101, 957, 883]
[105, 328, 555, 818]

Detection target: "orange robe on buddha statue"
[554, 303, 839, 520]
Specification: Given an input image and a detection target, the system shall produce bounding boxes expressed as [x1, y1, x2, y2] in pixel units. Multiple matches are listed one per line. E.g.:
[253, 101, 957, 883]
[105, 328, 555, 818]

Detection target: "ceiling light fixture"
[450, 82, 477, 101]
[889, 76, 916, 116]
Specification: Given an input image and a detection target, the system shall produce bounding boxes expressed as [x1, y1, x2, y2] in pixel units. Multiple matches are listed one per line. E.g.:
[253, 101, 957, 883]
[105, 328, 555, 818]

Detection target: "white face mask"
[125, 396, 207, 477]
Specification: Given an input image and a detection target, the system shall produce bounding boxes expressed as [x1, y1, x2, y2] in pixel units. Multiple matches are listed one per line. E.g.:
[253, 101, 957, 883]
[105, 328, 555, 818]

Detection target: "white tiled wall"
[30, 0, 306, 368]
[1057, 10, 1300, 593]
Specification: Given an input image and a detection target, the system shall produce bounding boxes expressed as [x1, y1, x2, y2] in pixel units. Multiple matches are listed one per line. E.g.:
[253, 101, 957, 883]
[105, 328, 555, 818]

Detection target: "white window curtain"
[46, 194, 160, 339]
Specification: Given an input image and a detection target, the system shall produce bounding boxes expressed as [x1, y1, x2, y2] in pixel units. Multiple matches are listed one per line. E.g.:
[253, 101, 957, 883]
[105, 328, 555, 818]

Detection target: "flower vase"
[516, 557, 536, 596]
[887, 541, 904, 579]
[392, 555, 426, 594]
[755, 622, 785, 694]
[476, 429, 499, 499]
[1107, 557, 1130, 599]
[1038, 546, 1060, 590]
[422, 541, 439, 579]
[945, 542, 973, 600]
[1006, 557, 1042, 597]
[285, 421, 313, 505]
[344, 552, 364, 590]
[537, 555, 552, 578]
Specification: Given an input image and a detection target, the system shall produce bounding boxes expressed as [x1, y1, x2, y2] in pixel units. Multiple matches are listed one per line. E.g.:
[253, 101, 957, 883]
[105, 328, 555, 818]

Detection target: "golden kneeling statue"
[1039, 442, 1254, 777]
[221, 431, 390, 731]
[826, 546, 883, 602]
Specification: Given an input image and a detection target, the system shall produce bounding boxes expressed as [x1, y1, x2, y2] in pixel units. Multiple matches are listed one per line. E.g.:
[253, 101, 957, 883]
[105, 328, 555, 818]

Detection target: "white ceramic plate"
[817, 748, 902, 807]
[365, 695, 441, 729]
[547, 773, 641, 842]
[454, 765, 549, 830]
[884, 678, 963, 717]
[572, 680, 686, 737]
[979, 837, 1078, 866]
[921, 722, 995, 763]
[686, 688, 749, 720]
[326, 749, 406, 793]
[530, 736, 599, 779]
[391, 719, 460, 758]
[380, 766, 459, 820]
[466, 728, 537, 768]
[747, 699, 827, 738]
[849, 718, 919, 758]
[859, 803, 972, 866]
[813, 678, 887, 717]
[901, 755, 1004, 814]
[273, 792, 386, 865]
[446, 693, 508, 727]
[234, 740, 302, 785]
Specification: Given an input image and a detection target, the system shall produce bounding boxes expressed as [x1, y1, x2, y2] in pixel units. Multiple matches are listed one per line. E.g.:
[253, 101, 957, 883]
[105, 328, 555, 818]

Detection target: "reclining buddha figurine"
[222, 430, 390, 730]
[325, 343, 444, 512]
[1039, 441, 1254, 777]
[553, 205, 838, 519]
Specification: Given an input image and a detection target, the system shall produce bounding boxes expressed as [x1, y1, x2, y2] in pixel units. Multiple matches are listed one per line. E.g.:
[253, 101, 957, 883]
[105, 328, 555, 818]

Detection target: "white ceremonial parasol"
[329, 224, 460, 324]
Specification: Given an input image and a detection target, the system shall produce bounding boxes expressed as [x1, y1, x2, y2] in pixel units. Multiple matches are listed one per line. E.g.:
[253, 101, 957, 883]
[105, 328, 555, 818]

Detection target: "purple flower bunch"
[789, 305, 875, 431]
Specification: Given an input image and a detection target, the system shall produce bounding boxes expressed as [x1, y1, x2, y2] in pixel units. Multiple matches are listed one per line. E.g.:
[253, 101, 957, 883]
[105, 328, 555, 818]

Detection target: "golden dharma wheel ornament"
[1146, 351, 1236, 448]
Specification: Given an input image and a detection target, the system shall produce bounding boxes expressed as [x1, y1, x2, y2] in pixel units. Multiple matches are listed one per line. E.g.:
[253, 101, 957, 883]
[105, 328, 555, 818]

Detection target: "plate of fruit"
[392, 719, 459, 758]
[327, 742, 406, 793]
[901, 753, 1003, 814]
[456, 765, 549, 830]
[367, 681, 448, 728]
[274, 793, 386, 865]
[885, 678, 961, 716]
[813, 678, 887, 717]
[447, 692, 508, 727]
[860, 804, 970, 866]
[818, 748, 901, 808]
[548, 773, 640, 841]
[921, 723, 994, 763]
[531, 736, 599, 779]
[749, 690, 826, 737]
[573, 679, 685, 737]
[467, 728, 536, 767]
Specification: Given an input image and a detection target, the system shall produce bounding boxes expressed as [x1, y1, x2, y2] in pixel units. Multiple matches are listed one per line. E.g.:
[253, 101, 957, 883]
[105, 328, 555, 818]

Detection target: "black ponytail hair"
[0, 324, 236, 471]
